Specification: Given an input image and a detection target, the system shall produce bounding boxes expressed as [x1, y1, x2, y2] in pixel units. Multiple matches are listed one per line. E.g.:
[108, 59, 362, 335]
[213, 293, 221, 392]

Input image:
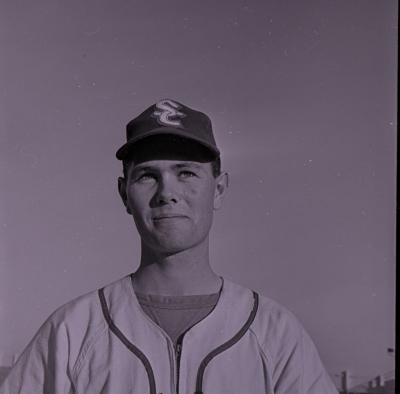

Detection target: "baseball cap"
[116, 99, 220, 160]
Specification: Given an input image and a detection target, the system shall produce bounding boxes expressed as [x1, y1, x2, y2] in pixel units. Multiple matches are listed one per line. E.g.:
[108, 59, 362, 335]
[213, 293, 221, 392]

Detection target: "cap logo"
[153, 99, 185, 127]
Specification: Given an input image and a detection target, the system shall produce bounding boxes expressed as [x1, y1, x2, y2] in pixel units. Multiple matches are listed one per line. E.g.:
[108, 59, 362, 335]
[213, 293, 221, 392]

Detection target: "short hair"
[122, 156, 221, 179]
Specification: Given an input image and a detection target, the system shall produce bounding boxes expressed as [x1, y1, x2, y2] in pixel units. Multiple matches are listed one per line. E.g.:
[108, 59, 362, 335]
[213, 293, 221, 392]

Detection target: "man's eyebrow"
[173, 162, 203, 170]
[132, 165, 153, 171]
[129, 162, 204, 175]
[129, 165, 156, 175]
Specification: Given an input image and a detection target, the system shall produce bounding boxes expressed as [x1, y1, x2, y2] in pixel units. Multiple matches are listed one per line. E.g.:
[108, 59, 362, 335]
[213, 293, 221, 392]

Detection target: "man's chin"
[150, 236, 197, 255]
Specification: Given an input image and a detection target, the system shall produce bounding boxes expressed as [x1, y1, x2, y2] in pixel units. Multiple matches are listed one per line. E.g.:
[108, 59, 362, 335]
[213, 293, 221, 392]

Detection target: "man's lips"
[152, 215, 188, 221]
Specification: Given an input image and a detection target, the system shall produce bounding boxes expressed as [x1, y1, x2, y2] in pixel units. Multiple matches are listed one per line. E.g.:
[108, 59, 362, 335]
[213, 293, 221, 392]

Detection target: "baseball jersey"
[0, 275, 339, 393]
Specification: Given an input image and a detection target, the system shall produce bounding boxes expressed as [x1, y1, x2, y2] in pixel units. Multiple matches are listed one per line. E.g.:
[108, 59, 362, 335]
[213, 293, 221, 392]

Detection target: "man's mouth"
[153, 215, 188, 221]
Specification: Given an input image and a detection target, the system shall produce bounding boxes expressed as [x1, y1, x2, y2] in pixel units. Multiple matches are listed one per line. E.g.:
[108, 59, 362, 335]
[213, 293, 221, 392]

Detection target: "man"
[1, 99, 338, 393]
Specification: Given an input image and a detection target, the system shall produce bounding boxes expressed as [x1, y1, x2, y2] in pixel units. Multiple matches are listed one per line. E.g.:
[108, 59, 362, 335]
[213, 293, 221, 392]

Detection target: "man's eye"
[179, 171, 196, 178]
[137, 173, 157, 182]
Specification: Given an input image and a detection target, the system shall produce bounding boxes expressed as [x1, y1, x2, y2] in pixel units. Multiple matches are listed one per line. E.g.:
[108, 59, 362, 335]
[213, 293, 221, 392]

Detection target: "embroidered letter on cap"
[153, 99, 185, 127]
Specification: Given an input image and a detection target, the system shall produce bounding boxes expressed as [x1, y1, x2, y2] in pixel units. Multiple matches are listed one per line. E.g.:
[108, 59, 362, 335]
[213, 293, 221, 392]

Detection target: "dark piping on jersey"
[98, 287, 259, 394]
[98, 288, 157, 394]
[194, 291, 259, 394]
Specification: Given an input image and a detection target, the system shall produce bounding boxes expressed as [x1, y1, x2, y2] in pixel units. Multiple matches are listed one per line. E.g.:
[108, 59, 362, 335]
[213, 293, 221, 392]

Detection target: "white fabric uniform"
[0, 275, 338, 394]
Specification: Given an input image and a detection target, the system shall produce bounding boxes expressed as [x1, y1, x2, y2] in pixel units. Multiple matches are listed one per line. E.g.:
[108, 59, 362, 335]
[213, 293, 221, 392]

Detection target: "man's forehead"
[130, 160, 206, 171]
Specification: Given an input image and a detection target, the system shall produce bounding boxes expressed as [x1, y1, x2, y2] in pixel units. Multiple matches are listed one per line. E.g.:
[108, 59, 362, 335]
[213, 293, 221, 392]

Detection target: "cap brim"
[116, 128, 220, 160]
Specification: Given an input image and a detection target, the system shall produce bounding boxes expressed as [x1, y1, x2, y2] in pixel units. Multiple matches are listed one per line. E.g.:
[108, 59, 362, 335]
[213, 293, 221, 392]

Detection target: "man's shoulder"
[44, 274, 131, 331]
[23, 275, 132, 367]
[256, 293, 301, 330]
[227, 279, 304, 353]
[226, 278, 301, 328]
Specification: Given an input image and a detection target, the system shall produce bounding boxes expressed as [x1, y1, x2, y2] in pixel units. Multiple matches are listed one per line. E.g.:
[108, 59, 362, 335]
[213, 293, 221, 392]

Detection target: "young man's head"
[116, 99, 228, 256]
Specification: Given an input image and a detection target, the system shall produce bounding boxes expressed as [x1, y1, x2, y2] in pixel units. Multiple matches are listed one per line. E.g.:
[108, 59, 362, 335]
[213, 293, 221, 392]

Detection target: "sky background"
[0, 0, 397, 389]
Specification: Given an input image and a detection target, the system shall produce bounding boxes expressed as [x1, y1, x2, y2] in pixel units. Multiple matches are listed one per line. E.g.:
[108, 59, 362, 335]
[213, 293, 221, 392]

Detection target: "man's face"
[119, 154, 227, 255]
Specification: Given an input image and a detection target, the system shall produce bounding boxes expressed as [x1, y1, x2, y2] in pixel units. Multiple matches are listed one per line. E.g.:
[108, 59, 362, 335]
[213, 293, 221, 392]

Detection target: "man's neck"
[131, 240, 221, 296]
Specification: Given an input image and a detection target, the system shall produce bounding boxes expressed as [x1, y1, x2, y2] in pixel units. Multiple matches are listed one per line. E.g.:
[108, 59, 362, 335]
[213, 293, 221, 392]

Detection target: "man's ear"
[213, 172, 229, 210]
[118, 177, 132, 214]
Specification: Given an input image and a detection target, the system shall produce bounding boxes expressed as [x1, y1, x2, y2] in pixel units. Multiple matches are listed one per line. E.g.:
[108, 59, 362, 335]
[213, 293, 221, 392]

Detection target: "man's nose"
[154, 175, 179, 205]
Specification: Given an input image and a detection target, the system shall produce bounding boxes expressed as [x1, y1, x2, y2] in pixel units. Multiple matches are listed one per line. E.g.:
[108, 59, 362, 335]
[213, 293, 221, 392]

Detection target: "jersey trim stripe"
[98, 287, 157, 394]
[194, 291, 259, 394]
